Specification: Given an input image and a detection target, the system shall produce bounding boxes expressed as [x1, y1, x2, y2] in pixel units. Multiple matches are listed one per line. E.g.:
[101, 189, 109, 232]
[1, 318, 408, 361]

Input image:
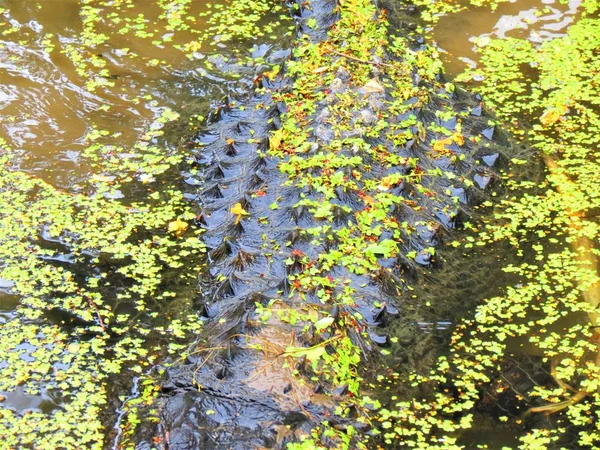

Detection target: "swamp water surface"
[400, 1, 595, 447]
[0, 0, 294, 447]
[399, 0, 588, 365]
[0, 0, 594, 448]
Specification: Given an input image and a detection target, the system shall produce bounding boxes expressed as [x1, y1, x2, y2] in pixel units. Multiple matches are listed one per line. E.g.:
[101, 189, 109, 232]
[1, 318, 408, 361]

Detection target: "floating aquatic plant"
[374, 1, 600, 448]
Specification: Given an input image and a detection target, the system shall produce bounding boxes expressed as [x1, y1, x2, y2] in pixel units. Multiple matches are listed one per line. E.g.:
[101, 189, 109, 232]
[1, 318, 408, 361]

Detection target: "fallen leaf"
[417, 122, 427, 142]
[377, 175, 396, 191]
[284, 345, 326, 362]
[67, 343, 81, 353]
[270, 130, 283, 151]
[453, 133, 465, 146]
[363, 78, 384, 94]
[314, 317, 335, 331]
[168, 218, 188, 237]
[231, 202, 249, 224]
[433, 137, 454, 153]
[540, 106, 567, 127]
[362, 194, 375, 206]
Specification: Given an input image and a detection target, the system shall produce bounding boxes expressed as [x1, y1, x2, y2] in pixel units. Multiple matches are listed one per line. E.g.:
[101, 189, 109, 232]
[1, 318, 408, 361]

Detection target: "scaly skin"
[140, 1, 508, 448]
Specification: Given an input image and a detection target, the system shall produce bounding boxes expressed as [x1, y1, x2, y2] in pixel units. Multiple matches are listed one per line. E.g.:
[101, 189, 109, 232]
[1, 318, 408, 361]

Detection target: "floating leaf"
[540, 106, 567, 127]
[284, 344, 326, 362]
[91, 174, 116, 183]
[168, 218, 188, 237]
[67, 343, 81, 353]
[231, 202, 249, 224]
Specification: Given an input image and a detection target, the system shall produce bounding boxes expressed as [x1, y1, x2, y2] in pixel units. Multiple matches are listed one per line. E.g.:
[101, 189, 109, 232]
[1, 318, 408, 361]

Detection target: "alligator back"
[146, 1, 509, 448]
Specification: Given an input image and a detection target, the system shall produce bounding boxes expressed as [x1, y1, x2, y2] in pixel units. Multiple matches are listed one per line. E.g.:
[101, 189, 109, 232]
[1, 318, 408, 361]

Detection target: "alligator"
[128, 0, 511, 448]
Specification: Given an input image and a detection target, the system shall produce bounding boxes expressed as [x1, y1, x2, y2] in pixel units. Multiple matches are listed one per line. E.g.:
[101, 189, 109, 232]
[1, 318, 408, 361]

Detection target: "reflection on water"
[0, 0, 293, 433]
[0, 0, 286, 189]
[432, 0, 589, 358]
[0, 385, 61, 414]
[433, 0, 581, 77]
[0, 0, 199, 187]
[0, 292, 19, 325]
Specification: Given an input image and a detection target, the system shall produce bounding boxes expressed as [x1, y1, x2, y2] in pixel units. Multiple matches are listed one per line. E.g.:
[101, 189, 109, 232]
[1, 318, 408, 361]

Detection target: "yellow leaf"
[284, 345, 326, 362]
[270, 130, 283, 151]
[67, 343, 81, 353]
[168, 218, 188, 237]
[187, 40, 201, 52]
[377, 176, 395, 191]
[452, 133, 465, 146]
[231, 202, 249, 224]
[433, 137, 453, 153]
[540, 108, 563, 127]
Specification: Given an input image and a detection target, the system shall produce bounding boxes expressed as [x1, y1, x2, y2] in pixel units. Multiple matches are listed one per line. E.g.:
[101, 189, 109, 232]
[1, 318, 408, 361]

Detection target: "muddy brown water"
[434, 0, 581, 78]
[0, 0, 287, 187]
[412, 1, 586, 447]
[0, 0, 293, 433]
[0, 0, 585, 447]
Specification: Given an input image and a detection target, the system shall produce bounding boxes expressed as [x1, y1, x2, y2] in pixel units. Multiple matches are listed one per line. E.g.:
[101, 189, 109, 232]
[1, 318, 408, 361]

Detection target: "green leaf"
[314, 317, 334, 331]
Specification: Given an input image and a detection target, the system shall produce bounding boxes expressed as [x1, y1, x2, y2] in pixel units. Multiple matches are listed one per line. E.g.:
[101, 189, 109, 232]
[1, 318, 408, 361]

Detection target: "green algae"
[250, 0, 492, 447]
[0, 136, 205, 448]
[0, 0, 294, 447]
[1, 0, 597, 448]
[371, 1, 600, 449]
[65, 0, 293, 91]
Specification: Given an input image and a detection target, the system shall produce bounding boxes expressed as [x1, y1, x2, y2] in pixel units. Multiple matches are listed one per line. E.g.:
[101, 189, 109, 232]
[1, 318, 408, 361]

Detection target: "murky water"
[381, 0, 583, 366]
[0, 0, 293, 437]
[0, 0, 590, 446]
[420, 2, 590, 447]
[0, 0, 291, 187]
[430, 0, 588, 348]
[434, 0, 581, 77]
[2, 1, 185, 185]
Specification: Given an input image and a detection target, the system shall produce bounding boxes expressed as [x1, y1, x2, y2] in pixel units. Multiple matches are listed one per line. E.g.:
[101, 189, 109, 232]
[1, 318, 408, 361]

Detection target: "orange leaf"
[540, 109, 562, 127]
[433, 137, 453, 153]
